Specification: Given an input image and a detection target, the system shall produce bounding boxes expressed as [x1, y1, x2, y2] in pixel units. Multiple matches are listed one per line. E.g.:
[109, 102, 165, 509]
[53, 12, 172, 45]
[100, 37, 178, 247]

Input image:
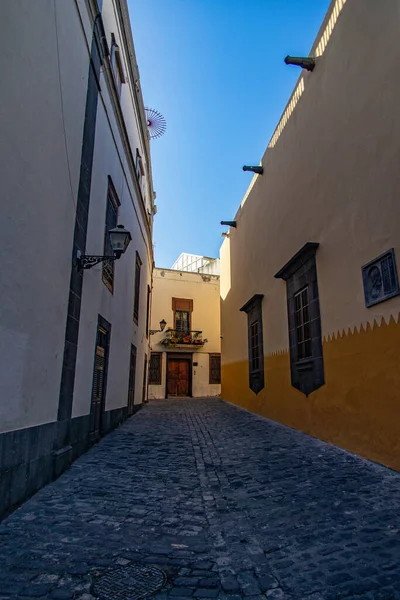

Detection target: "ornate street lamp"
[77, 224, 132, 270]
[150, 319, 167, 335]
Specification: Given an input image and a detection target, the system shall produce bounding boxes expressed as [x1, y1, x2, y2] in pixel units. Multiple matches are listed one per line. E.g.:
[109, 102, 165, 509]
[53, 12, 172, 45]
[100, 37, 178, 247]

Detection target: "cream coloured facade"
[0, 0, 155, 515]
[220, 0, 400, 471]
[149, 268, 221, 400]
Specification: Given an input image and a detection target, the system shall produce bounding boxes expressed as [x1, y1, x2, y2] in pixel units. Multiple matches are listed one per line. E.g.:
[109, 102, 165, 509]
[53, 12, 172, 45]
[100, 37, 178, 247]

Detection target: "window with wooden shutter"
[142, 354, 148, 403]
[172, 298, 193, 332]
[145, 286, 151, 337]
[294, 287, 312, 360]
[90, 318, 111, 439]
[149, 353, 162, 385]
[135, 148, 145, 189]
[133, 252, 142, 324]
[240, 295, 264, 395]
[274, 242, 324, 397]
[102, 178, 120, 293]
[110, 33, 125, 97]
[92, 347, 105, 400]
[127, 344, 137, 415]
[209, 354, 221, 384]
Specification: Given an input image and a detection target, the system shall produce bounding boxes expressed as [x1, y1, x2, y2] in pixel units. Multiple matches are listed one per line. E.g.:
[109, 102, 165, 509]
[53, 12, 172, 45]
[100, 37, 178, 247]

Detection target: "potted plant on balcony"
[192, 332, 204, 345]
[161, 328, 176, 346]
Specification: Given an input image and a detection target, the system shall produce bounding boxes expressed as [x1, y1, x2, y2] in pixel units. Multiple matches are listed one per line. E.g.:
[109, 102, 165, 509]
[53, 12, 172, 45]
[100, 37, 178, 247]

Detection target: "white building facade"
[171, 253, 220, 275]
[0, 0, 155, 515]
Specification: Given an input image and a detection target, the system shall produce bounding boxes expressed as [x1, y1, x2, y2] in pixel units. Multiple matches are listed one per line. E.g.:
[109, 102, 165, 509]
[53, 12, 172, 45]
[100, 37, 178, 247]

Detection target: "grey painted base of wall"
[0, 404, 142, 519]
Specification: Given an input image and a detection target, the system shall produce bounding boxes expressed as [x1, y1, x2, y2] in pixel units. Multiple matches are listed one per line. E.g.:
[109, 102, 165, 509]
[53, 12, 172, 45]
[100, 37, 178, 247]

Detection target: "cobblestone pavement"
[1, 398, 400, 600]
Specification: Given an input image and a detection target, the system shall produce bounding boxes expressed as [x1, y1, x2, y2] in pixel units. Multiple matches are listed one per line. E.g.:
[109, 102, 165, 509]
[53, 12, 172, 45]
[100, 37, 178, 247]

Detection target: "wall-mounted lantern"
[77, 224, 132, 270]
[242, 166, 263, 175]
[220, 220, 237, 228]
[150, 319, 167, 335]
[284, 56, 315, 71]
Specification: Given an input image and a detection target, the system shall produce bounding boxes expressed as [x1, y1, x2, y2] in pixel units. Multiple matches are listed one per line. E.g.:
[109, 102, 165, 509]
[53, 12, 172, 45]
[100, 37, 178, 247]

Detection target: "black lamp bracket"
[77, 251, 117, 271]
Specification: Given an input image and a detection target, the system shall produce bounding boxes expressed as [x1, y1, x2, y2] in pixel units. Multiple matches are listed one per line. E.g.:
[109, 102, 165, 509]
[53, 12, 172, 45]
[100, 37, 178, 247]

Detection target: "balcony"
[160, 329, 208, 348]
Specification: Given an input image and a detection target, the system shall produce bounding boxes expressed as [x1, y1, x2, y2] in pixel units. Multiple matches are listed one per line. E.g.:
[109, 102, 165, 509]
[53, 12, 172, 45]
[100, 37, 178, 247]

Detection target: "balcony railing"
[160, 329, 208, 347]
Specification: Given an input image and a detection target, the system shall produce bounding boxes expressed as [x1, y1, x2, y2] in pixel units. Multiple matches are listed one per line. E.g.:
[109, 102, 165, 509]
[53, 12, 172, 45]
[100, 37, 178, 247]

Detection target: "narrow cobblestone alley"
[0, 398, 399, 600]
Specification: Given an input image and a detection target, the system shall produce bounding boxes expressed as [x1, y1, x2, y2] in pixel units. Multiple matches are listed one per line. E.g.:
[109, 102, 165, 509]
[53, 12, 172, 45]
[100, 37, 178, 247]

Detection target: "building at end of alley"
[220, 0, 400, 471]
[149, 260, 221, 400]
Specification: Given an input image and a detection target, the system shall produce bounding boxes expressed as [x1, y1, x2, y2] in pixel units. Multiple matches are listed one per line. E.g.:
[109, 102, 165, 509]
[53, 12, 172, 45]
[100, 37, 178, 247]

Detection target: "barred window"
[149, 353, 162, 385]
[209, 354, 221, 384]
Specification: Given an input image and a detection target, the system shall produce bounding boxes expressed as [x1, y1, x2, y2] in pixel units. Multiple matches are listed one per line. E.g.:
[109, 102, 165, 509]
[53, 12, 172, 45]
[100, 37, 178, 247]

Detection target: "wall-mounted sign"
[362, 249, 400, 307]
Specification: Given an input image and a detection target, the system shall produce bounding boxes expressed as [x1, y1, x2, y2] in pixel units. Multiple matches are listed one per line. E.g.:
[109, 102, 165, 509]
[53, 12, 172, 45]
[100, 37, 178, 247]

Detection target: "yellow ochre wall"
[220, 0, 400, 471]
[222, 316, 400, 470]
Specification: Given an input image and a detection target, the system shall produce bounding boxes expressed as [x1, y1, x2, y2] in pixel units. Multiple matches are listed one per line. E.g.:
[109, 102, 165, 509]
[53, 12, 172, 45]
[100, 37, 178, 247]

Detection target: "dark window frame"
[209, 354, 221, 384]
[149, 352, 162, 385]
[142, 354, 148, 403]
[240, 294, 264, 395]
[275, 242, 324, 397]
[145, 285, 151, 338]
[294, 286, 312, 360]
[133, 252, 142, 324]
[135, 148, 145, 188]
[90, 314, 112, 439]
[102, 177, 120, 294]
[127, 344, 137, 415]
[175, 309, 190, 332]
[110, 33, 125, 97]
[172, 298, 193, 332]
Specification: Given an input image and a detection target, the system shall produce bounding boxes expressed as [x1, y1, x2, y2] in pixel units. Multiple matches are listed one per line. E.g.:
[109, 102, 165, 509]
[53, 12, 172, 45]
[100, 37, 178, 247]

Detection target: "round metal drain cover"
[93, 564, 167, 600]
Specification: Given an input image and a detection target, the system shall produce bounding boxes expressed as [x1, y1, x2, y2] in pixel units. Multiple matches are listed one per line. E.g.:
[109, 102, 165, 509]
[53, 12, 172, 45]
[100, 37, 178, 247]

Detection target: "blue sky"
[129, 0, 331, 268]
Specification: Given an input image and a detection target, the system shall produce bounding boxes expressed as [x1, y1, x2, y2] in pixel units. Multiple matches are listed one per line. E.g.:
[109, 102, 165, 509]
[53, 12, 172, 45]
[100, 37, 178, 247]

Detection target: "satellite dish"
[145, 108, 166, 139]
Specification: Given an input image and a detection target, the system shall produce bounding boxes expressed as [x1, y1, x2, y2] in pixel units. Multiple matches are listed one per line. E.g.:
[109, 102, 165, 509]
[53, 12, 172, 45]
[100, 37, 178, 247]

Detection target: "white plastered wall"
[72, 0, 153, 416]
[0, 0, 89, 432]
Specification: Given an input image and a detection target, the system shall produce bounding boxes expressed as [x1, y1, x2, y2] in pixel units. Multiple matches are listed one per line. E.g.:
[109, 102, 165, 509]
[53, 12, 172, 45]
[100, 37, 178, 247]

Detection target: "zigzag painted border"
[265, 312, 400, 357]
[323, 313, 400, 344]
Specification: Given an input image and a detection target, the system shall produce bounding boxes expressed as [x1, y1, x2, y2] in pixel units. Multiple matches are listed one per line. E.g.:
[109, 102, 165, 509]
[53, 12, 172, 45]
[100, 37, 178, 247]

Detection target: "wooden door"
[90, 326, 108, 439]
[167, 359, 189, 397]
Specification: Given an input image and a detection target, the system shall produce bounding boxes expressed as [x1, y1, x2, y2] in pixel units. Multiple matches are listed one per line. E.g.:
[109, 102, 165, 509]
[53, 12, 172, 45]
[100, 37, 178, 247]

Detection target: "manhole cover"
[93, 564, 167, 600]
